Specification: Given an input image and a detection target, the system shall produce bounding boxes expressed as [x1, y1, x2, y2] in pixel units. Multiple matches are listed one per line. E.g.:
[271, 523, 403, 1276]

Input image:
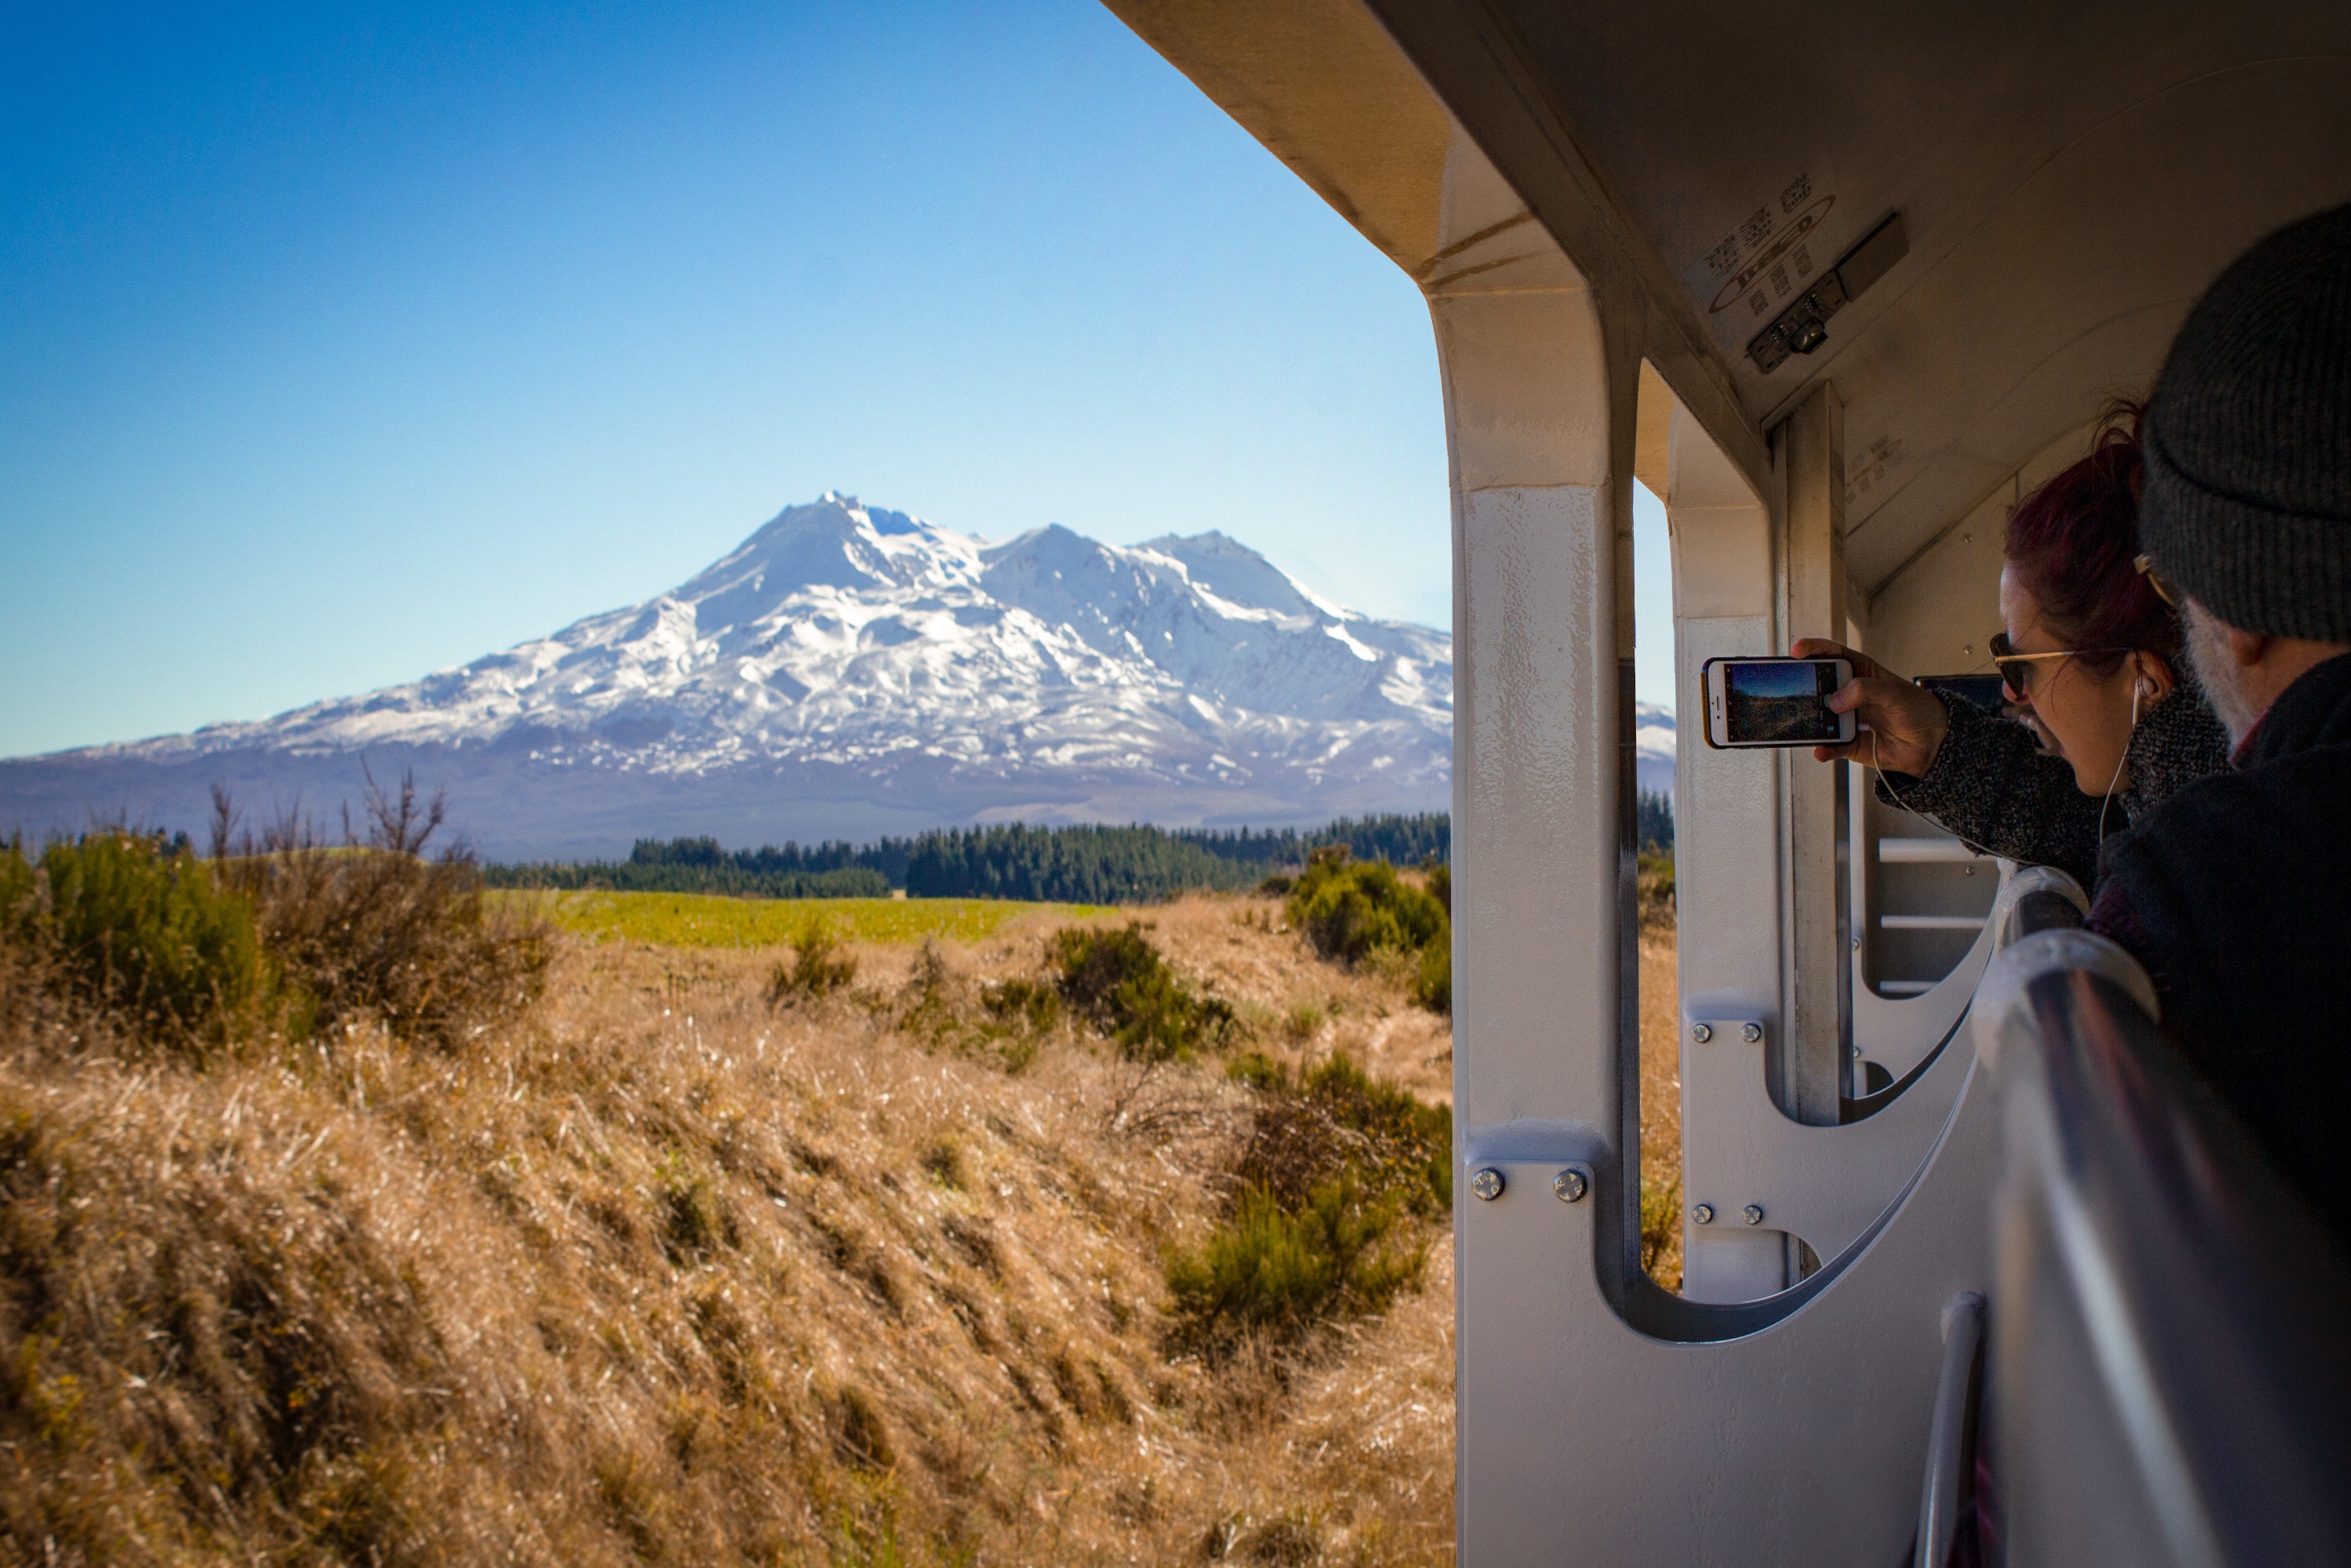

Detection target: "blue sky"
[1, 1, 1675, 759]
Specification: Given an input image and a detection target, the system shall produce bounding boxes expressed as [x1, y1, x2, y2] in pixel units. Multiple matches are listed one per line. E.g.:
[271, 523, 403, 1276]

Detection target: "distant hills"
[2, 494, 1675, 858]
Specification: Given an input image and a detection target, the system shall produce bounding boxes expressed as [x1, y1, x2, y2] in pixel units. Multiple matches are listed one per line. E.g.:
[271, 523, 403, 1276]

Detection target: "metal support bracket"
[1683, 1011, 1973, 1270]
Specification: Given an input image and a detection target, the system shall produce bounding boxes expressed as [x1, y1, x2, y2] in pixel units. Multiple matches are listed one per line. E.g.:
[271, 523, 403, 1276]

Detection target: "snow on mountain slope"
[118, 493, 1451, 782]
[5, 495, 1485, 857]
[1636, 704, 1676, 797]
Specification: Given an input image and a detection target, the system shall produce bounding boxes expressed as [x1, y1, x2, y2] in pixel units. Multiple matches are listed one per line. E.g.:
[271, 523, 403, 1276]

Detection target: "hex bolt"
[1691, 1203, 1715, 1225]
[1469, 1167, 1505, 1202]
[1741, 1022, 1764, 1044]
[1690, 1022, 1714, 1044]
[1553, 1168, 1589, 1203]
[1742, 1204, 1765, 1226]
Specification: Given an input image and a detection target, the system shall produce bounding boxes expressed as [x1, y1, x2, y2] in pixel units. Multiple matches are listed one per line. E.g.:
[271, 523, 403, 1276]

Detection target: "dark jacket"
[2088, 652, 2351, 1225]
[1872, 673, 2231, 890]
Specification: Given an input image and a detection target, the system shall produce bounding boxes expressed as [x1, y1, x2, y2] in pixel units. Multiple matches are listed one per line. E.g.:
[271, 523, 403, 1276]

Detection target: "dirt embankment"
[2, 892, 1461, 1566]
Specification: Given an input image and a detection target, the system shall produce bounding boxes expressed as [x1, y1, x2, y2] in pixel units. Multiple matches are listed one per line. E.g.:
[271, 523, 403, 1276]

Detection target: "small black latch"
[1746, 211, 1908, 375]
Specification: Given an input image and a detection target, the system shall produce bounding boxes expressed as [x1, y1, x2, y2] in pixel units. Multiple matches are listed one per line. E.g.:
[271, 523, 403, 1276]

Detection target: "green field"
[517, 890, 1115, 949]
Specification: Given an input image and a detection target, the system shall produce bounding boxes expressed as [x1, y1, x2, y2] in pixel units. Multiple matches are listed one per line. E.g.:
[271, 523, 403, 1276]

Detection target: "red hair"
[2002, 401, 2178, 670]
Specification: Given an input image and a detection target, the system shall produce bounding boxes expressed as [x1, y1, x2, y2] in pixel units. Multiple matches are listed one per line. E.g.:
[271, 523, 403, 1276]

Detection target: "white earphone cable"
[1867, 726, 2008, 862]
[2096, 677, 2146, 855]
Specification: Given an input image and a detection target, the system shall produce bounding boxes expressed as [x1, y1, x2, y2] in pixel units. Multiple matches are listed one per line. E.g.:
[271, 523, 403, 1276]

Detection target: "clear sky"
[2, 1, 1677, 759]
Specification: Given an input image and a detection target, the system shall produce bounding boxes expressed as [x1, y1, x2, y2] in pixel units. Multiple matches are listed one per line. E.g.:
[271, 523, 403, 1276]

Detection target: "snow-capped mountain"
[5, 495, 1507, 858]
[1636, 706, 1675, 798]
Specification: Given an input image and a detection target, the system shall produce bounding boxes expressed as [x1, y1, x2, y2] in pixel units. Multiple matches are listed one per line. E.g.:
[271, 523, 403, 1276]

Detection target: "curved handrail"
[1970, 883, 2351, 1566]
[1914, 1290, 1985, 1568]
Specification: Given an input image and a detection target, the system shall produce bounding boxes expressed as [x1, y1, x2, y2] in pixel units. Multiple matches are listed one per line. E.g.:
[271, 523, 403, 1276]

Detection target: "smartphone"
[1701, 656, 1857, 749]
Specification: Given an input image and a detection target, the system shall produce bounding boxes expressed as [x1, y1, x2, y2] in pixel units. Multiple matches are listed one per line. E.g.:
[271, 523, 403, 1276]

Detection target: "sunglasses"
[1987, 632, 2134, 698]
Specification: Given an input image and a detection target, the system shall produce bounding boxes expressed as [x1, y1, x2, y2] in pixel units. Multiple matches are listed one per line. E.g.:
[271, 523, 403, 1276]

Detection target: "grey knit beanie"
[2140, 201, 2351, 642]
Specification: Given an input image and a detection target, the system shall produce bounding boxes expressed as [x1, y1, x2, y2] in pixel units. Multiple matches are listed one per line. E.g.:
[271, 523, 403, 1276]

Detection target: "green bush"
[15, 831, 272, 1048]
[1640, 1173, 1682, 1286]
[769, 916, 858, 1003]
[1638, 851, 1676, 931]
[1049, 923, 1233, 1063]
[215, 777, 548, 1048]
[1170, 1052, 1449, 1352]
[980, 976, 1061, 1034]
[1411, 941, 1450, 1015]
[1223, 1051, 1290, 1093]
[1284, 849, 1449, 1016]
[1286, 850, 1446, 967]
[1165, 1175, 1427, 1350]
[1239, 1053, 1451, 1220]
[0, 842, 34, 940]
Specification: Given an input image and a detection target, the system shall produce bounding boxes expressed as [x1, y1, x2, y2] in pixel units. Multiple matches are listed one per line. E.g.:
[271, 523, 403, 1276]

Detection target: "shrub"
[770, 916, 858, 1003]
[0, 842, 34, 938]
[1164, 1176, 1426, 1351]
[1236, 1053, 1451, 1221]
[1223, 1051, 1290, 1093]
[214, 775, 549, 1048]
[1411, 940, 1451, 1015]
[1285, 849, 1446, 969]
[1048, 924, 1233, 1063]
[1422, 858, 1450, 917]
[1170, 1052, 1449, 1352]
[1640, 1173, 1683, 1287]
[980, 977, 1060, 1035]
[1638, 851, 1676, 931]
[19, 830, 271, 1050]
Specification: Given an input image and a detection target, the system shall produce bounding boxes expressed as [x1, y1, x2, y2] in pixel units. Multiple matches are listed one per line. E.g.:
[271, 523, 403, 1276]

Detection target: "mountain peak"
[5, 495, 1462, 856]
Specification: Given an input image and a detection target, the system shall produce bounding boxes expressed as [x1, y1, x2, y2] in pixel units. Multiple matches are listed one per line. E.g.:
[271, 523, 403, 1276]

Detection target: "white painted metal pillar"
[1440, 132, 1998, 1566]
[1435, 125, 1631, 1290]
[1639, 368, 1793, 1303]
[1777, 385, 1852, 1132]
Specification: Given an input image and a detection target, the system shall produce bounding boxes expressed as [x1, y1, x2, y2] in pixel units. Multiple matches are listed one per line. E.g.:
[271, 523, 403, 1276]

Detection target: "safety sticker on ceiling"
[1682, 165, 1855, 339]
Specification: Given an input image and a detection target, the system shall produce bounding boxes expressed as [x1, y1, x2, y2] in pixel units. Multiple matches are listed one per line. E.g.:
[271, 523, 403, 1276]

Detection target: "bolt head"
[1790, 318, 1829, 354]
[1742, 1204, 1765, 1226]
[1740, 1022, 1763, 1044]
[1469, 1167, 1505, 1202]
[1691, 1203, 1715, 1225]
[1690, 1022, 1714, 1044]
[1553, 1168, 1588, 1203]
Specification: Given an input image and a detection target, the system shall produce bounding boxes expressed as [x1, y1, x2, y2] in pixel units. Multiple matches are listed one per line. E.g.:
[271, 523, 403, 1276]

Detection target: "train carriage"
[1101, 4, 2351, 1563]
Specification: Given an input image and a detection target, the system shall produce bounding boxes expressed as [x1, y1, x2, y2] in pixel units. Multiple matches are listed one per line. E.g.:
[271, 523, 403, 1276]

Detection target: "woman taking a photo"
[1796, 406, 2228, 892]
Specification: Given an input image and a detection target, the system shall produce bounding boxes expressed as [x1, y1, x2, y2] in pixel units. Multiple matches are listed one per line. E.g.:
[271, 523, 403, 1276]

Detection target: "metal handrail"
[1914, 1290, 1985, 1568]
[1969, 877, 2351, 1566]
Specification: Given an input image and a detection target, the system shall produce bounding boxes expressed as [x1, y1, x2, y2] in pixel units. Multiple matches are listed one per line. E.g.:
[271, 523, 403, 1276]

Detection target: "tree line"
[485, 798, 1671, 904]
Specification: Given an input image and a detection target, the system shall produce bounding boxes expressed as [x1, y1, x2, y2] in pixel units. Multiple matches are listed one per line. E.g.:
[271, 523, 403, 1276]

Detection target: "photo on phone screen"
[1710, 659, 1850, 746]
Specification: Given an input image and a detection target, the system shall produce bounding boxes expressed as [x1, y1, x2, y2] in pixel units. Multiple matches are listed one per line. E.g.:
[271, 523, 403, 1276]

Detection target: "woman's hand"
[1790, 638, 1950, 773]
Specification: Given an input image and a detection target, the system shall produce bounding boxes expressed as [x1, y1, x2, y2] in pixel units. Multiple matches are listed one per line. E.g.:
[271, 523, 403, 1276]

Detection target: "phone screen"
[1720, 659, 1845, 743]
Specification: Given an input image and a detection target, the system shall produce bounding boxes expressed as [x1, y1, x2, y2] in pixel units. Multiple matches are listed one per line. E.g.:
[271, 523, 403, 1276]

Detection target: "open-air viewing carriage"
[1105, 4, 2351, 1563]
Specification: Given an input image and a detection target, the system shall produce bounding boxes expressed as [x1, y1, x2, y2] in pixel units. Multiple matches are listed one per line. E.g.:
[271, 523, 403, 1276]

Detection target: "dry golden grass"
[1637, 931, 1684, 1293]
[0, 893, 1461, 1566]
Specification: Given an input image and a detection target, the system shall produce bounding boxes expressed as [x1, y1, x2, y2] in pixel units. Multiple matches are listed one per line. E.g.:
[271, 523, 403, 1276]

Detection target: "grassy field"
[3, 880, 1463, 1565]
[516, 889, 1115, 948]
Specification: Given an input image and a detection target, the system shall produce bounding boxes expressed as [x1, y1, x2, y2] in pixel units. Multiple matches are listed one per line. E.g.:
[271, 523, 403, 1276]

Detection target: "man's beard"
[2185, 601, 2261, 746]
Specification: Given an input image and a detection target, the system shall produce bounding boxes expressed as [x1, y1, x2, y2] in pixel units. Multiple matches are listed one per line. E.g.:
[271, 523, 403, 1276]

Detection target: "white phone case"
[1700, 657, 1856, 750]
